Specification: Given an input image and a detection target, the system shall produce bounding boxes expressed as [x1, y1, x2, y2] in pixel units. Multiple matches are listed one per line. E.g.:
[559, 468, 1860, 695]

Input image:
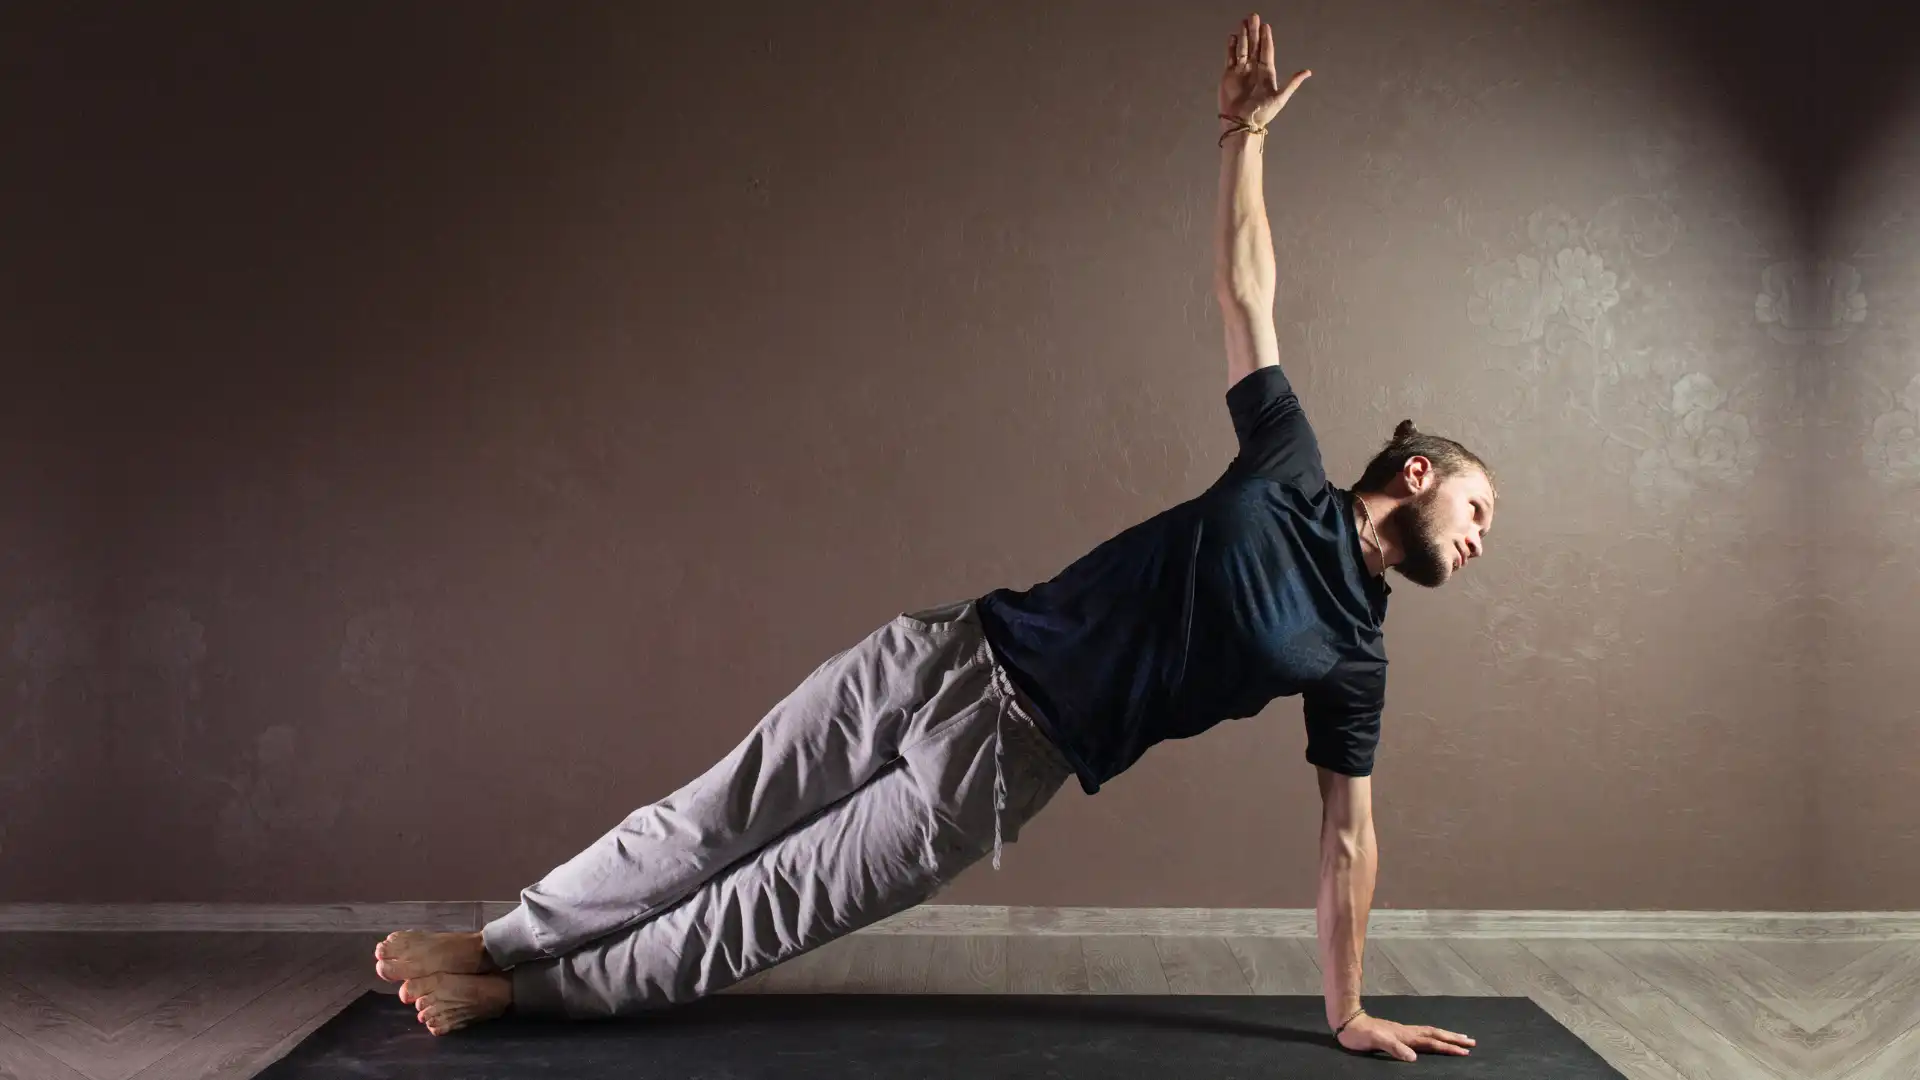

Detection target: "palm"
[1218, 14, 1309, 127]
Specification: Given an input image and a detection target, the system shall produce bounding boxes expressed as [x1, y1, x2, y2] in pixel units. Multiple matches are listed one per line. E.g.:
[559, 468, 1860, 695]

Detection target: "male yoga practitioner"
[374, 12, 1490, 1063]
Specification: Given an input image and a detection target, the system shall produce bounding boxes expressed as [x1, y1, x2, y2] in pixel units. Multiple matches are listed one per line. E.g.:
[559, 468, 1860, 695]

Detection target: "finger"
[1261, 23, 1276, 81]
[1274, 68, 1311, 109]
[1415, 1035, 1471, 1055]
[1388, 1039, 1418, 1062]
[1236, 25, 1248, 64]
[1424, 1027, 1477, 1046]
[1227, 34, 1239, 67]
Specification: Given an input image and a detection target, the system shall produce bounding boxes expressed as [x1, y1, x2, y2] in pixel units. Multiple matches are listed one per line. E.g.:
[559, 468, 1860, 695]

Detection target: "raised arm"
[1213, 13, 1309, 391]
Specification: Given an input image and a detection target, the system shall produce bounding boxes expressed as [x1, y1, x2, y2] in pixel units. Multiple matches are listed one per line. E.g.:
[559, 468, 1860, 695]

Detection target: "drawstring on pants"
[992, 696, 1009, 871]
[988, 649, 1010, 871]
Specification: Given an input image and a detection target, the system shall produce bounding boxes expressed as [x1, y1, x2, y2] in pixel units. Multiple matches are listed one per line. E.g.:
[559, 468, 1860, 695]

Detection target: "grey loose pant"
[479, 597, 1074, 1019]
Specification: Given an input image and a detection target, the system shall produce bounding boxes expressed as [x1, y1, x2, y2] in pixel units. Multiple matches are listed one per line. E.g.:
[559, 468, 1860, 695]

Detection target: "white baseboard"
[2, 903, 1914, 939]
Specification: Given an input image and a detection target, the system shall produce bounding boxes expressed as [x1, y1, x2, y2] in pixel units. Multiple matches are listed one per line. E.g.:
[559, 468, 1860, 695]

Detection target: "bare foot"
[374, 930, 494, 982]
[399, 972, 513, 1036]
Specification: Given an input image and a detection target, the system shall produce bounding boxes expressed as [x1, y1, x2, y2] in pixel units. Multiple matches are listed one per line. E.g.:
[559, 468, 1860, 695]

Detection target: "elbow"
[1213, 270, 1273, 310]
[1319, 816, 1374, 866]
[1320, 828, 1364, 865]
[1316, 767, 1375, 859]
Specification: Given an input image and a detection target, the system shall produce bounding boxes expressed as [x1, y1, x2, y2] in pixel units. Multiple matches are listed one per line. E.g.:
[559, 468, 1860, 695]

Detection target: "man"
[374, 11, 1492, 1064]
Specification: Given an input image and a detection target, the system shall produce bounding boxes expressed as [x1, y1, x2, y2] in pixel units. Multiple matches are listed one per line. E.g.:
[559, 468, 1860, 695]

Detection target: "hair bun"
[1394, 419, 1419, 440]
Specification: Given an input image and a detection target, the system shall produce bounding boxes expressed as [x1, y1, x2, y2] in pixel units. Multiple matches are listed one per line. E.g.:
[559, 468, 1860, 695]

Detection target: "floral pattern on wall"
[216, 722, 347, 858]
[1463, 197, 1782, 523]
[1864, 368, 1920, 486]
[1458, 541, 1629, 688]
[1756, 260, 1868, 345]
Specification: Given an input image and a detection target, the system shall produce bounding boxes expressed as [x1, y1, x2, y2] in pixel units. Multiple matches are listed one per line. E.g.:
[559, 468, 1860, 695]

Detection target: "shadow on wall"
[1617, 0, 1920, 233]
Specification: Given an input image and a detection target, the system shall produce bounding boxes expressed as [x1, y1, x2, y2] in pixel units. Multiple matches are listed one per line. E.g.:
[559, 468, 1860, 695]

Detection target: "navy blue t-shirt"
[977, 363, 1391, 795]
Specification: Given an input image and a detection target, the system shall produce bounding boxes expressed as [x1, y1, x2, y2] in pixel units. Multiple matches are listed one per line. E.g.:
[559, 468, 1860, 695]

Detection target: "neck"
[1353, 491, 1399, 576]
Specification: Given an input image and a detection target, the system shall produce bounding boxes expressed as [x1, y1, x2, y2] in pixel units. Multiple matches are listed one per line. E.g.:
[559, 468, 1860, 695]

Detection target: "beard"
[1384, 486, 1455, 588]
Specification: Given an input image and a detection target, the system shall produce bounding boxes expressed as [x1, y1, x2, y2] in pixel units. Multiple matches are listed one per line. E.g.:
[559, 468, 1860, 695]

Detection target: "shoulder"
[1225, 362, 1295, 414]
[1223, 364, 1326, 491]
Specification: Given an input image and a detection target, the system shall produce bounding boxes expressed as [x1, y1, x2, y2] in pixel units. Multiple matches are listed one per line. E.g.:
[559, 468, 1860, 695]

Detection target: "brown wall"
[1, 1, 1913, 911]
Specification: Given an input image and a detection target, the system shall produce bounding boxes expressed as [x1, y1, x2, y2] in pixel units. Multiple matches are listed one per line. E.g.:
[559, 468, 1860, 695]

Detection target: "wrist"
[1218, 128, 1267, 153]
[1217, 112, 1270, 148]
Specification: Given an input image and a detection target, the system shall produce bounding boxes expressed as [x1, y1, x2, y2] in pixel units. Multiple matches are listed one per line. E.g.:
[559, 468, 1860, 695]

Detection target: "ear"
[1401, 454, 1435, 492]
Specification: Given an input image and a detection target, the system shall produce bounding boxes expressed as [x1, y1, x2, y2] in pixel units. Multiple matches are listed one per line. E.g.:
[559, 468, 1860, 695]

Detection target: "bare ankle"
[470, 932, 502, 973]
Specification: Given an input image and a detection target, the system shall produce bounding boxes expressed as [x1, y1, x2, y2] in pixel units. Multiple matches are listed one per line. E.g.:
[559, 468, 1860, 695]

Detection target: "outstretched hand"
[1219, 13, 1310, 128]
[1338, 1013, 1476, 1062]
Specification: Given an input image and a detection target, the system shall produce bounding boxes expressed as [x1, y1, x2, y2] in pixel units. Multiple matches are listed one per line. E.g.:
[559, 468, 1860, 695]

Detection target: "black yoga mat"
[255, 991, 1628, 1078]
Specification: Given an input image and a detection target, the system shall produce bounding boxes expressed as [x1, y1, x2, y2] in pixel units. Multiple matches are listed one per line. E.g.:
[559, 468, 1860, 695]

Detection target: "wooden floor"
[0, 931, 1913, 1079]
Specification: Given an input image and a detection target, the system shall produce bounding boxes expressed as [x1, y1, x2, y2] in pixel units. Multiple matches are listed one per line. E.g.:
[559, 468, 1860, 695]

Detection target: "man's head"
[1352, 420, 1497, 588]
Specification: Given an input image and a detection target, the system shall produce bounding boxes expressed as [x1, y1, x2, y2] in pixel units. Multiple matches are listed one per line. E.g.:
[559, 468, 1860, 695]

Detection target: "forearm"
[1212, 125, 1275, 308]
[1316, 818, 1377, 1029]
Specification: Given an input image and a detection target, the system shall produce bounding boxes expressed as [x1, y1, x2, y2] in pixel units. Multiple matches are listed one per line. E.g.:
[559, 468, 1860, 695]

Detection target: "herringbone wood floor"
[0, 932, 1912, 1079]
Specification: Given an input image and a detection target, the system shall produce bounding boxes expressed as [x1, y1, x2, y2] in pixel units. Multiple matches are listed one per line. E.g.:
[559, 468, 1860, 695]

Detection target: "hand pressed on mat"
[1340, 1012, 1477, 1062]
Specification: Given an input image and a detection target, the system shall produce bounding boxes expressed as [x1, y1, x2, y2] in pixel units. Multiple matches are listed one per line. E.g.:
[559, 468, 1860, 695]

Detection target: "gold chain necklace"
[1355, 494, 1384, 576]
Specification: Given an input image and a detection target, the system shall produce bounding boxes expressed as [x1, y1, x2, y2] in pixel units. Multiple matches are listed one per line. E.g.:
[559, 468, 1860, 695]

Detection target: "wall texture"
[1810, 68, 1920, 910]
[0, 1, 1911, 911]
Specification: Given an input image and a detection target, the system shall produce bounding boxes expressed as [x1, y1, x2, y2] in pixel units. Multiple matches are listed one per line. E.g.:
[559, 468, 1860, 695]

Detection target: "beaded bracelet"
[1334, 1005, 1366, 1036]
